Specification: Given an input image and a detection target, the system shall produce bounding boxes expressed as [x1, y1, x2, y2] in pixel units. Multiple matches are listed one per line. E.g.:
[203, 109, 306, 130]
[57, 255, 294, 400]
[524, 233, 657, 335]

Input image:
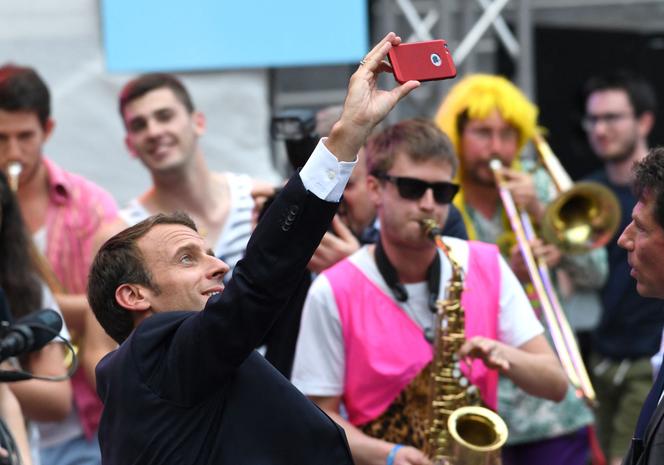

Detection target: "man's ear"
[366, 174, 383, 209]
[637, 111, 655, 139]
[115, 284, 151, 312]
[43, 118, 55, 139]
[192, 111, 206, 137]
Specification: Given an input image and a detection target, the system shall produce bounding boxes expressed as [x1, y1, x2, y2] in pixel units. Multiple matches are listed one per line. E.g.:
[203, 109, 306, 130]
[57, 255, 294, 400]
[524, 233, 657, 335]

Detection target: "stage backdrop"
[101, 0, 369, 72]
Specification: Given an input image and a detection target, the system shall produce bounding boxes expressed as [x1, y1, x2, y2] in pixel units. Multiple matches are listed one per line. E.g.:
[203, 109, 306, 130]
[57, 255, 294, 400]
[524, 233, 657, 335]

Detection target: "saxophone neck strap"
[374, 237, 440, 313]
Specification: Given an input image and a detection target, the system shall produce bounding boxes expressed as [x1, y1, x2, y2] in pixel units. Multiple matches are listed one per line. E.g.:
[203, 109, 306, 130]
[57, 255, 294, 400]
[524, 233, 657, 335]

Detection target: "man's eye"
[180, 255, 193, 264]
[129, 121, 146, 133]
[155, 110, 174, 122]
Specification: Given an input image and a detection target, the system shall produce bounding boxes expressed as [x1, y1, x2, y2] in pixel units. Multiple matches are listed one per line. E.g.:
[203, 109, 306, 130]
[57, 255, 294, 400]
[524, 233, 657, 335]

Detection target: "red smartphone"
[388, 40, 457, 84]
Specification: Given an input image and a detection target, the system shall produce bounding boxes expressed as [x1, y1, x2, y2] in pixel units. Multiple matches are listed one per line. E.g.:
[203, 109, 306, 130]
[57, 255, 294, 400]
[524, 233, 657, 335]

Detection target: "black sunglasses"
[373, 172, 459, 204]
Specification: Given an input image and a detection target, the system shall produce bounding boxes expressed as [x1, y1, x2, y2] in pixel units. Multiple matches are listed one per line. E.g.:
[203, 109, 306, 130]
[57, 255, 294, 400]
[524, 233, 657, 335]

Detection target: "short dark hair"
[119, 73, 195, 122]
[0, 64, 51, 129]
[633, 147, 664, 230]
[365, 118, 458, 176]
[583, 71, 657, 117]
[88, 212, 197, 344]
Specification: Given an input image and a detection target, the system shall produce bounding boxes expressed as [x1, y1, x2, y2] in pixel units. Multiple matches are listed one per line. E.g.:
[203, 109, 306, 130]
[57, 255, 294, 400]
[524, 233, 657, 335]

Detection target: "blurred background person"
[0, 383, 34, 465]
[582, 71, 664, 465]
[0, 170, 71, 464]
[0, 64, 118, 465]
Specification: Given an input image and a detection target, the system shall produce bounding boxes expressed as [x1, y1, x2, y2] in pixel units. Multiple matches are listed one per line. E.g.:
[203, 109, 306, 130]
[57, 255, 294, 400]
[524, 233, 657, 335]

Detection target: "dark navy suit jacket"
[96, 175, 354, 464]
[623, 402, 664, 465]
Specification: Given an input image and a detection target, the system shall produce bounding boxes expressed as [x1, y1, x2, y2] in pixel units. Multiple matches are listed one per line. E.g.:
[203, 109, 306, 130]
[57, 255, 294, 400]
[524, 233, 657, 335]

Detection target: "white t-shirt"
[291, 238, 543, 397]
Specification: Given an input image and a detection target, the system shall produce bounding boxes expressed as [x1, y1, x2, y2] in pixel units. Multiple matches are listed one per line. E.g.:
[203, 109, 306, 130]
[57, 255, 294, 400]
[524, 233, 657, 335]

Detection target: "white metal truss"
[374, 0, 535, 121]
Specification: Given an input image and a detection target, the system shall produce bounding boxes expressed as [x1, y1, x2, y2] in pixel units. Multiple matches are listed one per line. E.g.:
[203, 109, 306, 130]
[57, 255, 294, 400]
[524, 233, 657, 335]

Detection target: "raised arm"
[162, 32, 421, 396]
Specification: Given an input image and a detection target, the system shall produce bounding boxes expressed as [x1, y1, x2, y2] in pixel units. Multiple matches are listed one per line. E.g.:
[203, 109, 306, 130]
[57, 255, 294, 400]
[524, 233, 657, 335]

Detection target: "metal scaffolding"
[371, 0, 664, 121]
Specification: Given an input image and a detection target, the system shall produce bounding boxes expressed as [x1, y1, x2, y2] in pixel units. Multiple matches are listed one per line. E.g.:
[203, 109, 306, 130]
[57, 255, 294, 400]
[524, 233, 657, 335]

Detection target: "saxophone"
[420, 219, 508, 465]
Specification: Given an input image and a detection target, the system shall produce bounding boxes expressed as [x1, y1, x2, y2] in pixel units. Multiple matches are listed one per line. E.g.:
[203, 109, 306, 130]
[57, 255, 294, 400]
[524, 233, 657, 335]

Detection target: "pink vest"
[324, 241, 501, 426]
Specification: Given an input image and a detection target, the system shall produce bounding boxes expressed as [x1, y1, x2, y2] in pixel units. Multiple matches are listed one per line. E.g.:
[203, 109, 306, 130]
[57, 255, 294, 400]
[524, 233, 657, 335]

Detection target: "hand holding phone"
[388, 39, 457, 84]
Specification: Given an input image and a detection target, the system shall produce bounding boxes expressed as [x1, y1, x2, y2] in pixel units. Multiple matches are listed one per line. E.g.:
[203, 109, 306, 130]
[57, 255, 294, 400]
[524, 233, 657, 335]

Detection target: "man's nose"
[489, 133, 509, 155]
[5, 137, 21, 158]
[589, 119, 610, 136]
[208, 255, 230, 281]
[418, 188, 436, 211]
[617, 222, 634, 250]
[145, 118, 164, 138]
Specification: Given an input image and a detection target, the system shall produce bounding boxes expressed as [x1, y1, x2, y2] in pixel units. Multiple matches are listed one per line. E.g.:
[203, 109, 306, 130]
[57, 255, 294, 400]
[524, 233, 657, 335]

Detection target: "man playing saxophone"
[291, 119, 567, 465]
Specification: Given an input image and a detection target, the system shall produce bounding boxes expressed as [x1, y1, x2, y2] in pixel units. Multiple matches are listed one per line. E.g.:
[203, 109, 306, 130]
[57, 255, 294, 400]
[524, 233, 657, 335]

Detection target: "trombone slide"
[489, 159, 596, 405]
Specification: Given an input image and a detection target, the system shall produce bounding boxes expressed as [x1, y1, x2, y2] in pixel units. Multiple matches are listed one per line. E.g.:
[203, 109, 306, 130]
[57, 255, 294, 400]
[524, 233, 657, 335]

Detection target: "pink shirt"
[42, 157, 118, 438]
[43, 157, 118, 294]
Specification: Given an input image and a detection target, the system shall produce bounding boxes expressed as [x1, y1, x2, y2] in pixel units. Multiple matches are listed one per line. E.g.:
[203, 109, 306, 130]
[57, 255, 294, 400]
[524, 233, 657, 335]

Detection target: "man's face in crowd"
[134, 223, 229, 313]
[0, 110, 52, 189]
[339, 148, 375, 236]
[123, 87, 205, 174]
[584, 89, 643, 163]
[618, 191, 664, 299]
[459, 109, 519, 187]
[369, 152, 454, 251]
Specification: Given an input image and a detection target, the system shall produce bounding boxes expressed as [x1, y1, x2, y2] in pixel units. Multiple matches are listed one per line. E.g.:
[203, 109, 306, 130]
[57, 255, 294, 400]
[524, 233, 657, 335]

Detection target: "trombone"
[489, 135, 619, 406]
[533, 134, 621, 254]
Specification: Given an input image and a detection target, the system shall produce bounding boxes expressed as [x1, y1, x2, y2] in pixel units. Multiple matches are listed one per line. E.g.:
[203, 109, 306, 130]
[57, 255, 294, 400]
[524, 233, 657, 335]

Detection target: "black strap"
[374, 237, 440, 313]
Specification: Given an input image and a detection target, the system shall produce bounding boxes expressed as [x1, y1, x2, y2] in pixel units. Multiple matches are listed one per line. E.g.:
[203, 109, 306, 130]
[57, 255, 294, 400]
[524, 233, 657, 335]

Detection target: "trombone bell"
[540, 181, 621, 255]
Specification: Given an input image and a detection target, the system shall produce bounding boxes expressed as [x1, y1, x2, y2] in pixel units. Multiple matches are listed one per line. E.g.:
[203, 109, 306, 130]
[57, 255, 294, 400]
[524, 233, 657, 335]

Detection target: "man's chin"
[636, 281, 664, 299]
[597, 143, 636, 164]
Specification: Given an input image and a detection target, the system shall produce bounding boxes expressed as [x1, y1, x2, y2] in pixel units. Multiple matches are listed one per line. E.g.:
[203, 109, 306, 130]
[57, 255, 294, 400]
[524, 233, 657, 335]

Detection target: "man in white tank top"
[80, 73, 274, 397]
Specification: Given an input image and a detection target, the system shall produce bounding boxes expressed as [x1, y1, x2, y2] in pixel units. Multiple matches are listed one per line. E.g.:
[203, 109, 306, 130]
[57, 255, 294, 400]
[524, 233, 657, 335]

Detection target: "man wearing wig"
[436, 74, 608, 465]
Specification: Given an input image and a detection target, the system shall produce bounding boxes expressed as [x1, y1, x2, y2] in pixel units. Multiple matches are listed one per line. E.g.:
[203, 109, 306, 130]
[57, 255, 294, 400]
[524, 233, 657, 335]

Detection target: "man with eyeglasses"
[291, 118, 568, 465]
[436, 74, 606, 465]
[582, 71, 664, 465]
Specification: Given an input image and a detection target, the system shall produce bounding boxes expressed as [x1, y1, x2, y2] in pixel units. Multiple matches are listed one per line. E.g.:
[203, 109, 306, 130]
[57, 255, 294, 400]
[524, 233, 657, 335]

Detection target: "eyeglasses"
[373, 173, 459, 204]
[581, 112, 633, 131]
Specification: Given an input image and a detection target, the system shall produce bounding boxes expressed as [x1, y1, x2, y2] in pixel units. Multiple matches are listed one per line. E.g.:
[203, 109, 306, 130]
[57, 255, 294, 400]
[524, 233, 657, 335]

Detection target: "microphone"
[0, 309, 63, 361]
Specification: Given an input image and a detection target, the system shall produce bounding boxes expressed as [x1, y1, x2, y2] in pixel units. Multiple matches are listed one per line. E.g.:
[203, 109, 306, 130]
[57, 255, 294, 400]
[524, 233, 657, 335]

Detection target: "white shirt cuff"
[299, 137, 356, 202]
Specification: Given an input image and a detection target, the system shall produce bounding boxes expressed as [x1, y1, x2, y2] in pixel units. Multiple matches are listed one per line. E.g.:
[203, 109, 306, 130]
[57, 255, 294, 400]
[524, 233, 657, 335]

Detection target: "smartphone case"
[388, 39, 457, 84]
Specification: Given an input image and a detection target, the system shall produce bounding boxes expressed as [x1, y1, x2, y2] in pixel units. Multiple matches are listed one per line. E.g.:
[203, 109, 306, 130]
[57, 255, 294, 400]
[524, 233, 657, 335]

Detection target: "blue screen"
[101, 0, 369, 72]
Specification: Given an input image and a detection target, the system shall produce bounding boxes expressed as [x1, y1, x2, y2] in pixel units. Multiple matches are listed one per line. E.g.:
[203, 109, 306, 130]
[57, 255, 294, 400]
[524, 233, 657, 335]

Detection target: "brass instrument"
[7, 161, 22, 192]
[533, 133, 621, 254]
[489, 154, 597, 405]
[421, 219, 508, 465]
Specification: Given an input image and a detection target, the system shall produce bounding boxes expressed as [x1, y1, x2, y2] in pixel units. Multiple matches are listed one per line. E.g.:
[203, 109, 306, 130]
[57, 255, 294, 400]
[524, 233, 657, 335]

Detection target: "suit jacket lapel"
[645, 396, 664, 445]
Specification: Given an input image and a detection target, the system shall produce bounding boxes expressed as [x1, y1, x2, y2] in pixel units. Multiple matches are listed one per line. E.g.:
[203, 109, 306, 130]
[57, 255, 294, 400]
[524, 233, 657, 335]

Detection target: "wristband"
[386, 444, 403, 465]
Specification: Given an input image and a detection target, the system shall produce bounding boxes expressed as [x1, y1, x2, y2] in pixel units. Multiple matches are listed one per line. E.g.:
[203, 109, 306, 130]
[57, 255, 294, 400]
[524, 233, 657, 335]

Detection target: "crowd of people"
[1, 32, 663, 465]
